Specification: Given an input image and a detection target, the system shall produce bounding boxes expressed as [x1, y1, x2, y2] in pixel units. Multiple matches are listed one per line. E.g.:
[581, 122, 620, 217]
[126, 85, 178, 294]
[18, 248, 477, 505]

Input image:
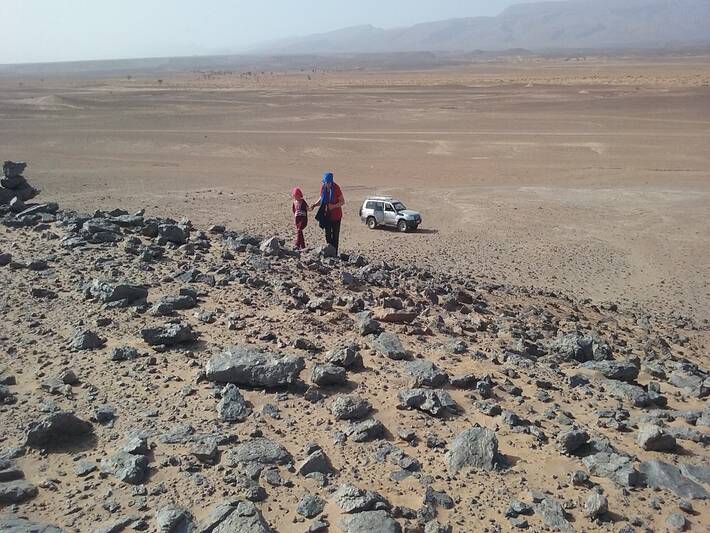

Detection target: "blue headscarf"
[321, 172, 335, 205]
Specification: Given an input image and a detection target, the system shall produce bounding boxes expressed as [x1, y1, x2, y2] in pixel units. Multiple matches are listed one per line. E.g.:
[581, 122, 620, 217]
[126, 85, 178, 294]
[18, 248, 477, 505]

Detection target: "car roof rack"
[368, 196, 393, 201]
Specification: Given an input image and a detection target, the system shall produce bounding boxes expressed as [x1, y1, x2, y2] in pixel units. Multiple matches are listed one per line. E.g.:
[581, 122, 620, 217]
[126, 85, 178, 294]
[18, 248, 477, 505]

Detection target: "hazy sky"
[1, 0, 541, 64]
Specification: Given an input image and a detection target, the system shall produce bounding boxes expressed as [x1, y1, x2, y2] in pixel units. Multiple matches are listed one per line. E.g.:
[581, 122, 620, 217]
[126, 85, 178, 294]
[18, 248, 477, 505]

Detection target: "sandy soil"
[1, 56, 709, 323]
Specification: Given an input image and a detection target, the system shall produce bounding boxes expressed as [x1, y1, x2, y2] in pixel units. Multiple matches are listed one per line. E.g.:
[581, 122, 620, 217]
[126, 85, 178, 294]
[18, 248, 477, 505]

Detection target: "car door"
[384, 203, 397, 226]
[373, 202, 385, 225]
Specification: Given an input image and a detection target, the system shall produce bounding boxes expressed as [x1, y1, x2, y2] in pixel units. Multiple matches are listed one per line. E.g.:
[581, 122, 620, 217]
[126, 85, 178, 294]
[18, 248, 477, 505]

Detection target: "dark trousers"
[324, 220, 341, 254]
[294, 216, 307, 249]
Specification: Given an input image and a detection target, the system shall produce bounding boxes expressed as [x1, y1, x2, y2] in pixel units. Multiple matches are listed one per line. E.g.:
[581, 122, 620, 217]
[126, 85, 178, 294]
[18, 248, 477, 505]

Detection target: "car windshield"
[392, 202, 406, 211]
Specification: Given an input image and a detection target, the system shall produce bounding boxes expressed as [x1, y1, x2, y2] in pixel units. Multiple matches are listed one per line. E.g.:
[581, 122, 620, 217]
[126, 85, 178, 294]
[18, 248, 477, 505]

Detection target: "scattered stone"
[398, 388, 456, 417]
[326, 345, 363, 368]
[536, 497, 574, 532]
[100, 452, 150, 484]
[372, 331, 408, 360]
[311, 363, 347, 386]
[584, 492, 608, 519]
[333, 483, 389, 513]
[581, 360, 639, 382]
[583, 452, 641, 487]
[141, 321, 199, 347]
[665, 512, 687, 532]
[404, 359, 449, 388]
[298, 449, 334, 476]
[155, 505, 195, 533]
[71, 329, 105, 350]
[340, 511, 400, 533]
[0, 479, 38, 503]
[224, 438, 291, 469]
[217, 384, 252, 422]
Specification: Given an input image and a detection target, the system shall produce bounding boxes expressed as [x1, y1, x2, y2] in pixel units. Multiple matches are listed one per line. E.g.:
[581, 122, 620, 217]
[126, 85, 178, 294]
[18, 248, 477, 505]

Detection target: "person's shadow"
[373, 227, 438, 235]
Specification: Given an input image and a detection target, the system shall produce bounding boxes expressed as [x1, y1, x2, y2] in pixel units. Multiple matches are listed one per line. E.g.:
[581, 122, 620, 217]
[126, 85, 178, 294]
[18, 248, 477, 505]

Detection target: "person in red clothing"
[310, 172, 345, 254]
[291, 187, 308, 250]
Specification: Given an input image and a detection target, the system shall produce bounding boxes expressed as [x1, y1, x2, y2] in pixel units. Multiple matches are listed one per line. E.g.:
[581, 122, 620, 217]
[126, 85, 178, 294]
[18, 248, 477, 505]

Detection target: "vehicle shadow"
[374, 227, 438, 235]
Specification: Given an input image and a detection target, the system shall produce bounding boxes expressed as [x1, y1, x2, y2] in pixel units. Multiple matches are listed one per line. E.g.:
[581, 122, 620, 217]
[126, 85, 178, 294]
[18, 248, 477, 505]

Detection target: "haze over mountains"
[254, 0, 710, 54]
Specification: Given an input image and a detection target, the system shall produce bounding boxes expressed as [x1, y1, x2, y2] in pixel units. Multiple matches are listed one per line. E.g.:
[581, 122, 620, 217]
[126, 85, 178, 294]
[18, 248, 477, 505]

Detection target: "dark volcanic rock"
[404, 359, 449, 388]
[583, 452, 641, 487]
[205, 346, 304, 388]
[0, 479, 38, 504]
[556, 429, 589, 455]
[341, 511, 401, 533]
[639, 460, 708, 499]
[372, 331, 408, 360]
[100, 452, 150, 484]
[330, 394, 372, 421]
[0, 517, 63, 532]
[25, 411, 93, 448]
[637, 424, 676, 451]
[224, 438, 292, 468]
[217, 384, 252, 422]
[71, 329, 105, 350]
[333, 483, 389, 513]
[297, 493, 326, 518]
[536, 497, 574, 532]
[581, 360, 639, 382]
[155, 505, 195, 533]
[141, 321, 199, 347]
[398, 388, 456, 417]
[311, 363, 347, 386]
[447, 427, 500, 473]
[196, 500, 271, 533]
[86, 279, 148, 306]
[547, 334, 611, 363]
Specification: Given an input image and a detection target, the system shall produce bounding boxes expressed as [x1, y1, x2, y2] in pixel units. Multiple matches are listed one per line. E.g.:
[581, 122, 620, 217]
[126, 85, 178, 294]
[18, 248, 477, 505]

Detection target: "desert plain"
[0, 54, 709, 533]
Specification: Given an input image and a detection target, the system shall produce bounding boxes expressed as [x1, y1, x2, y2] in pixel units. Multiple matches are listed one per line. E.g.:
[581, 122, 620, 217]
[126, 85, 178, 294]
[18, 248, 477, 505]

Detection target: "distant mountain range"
[252, 0, 710, 54]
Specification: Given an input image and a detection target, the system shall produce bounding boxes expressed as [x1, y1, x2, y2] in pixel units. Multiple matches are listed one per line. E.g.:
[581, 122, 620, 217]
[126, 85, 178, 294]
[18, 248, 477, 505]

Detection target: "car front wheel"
[367, 217, 377, 230]
[397, 220, 408, 232]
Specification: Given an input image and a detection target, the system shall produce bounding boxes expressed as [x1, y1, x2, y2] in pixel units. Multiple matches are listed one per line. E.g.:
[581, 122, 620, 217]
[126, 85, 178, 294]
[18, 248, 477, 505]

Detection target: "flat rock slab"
[224, 438, 291, 468]
[198, 500, 272, 533]
[640, 460, 708, 499]
[0, 479, 38, 503]
[205, 346, 304, 388]
[0, 517, 64, 532]
[404, 360, 449, 388]
[398, 388, 456, 417]
[141, 322, 199, 347]
[583, 452, 641, 487]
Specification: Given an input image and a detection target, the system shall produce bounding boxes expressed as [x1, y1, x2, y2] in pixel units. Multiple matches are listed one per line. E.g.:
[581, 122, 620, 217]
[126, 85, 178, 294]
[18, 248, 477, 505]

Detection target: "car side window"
[365, 201, 375, 210]
[385, 204, 394, 212]
[374, 202, 384, 211]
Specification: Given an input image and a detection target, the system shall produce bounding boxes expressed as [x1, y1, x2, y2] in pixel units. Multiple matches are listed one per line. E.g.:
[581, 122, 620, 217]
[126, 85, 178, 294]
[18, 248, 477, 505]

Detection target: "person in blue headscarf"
[310, 171, 345, 254]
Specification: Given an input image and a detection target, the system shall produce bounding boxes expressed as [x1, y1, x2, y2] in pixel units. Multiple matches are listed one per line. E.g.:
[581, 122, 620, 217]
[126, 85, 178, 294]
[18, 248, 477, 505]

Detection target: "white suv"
[359, 196, 422, 232]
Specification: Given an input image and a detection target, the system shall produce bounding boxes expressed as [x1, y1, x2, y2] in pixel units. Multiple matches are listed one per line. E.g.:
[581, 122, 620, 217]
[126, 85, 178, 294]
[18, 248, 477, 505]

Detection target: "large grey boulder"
[217, 384, 252, 422]
[158, 224, 187, 244]
[0, 479, 38, 503]
[556, 429, 589, 455]
[25, 411, 93, 448]
[398, 388, 456, 417]
[546, 334, 611, 363]
[679, 463, 710, 487]
[404, 360, 449, 388]
[311, 363, 347, 386]
[205, 346, 304, 388]
[345, 417, 385, 442]
[224, 438, 291, 468]
[581, 360, 639, 382]
[155, 505, 195, 533]
[584, 492, 608, 519]
[447, 427, 500, 473]
[0, 517, 64, 533]
[298, 449, 335, 476]
[583, 452, 641, 487]
[100, 452, 150, 484]
[603, 380, 665, 408]
[297, 493, 326, 518]
[86, 279, 148, 306]
[330, 394, 372, 421]
[141, 322, 200, 346]
[637, 425, 676, 451]
[639, 460, 708, 499]
[71, 329, 105, 350]
[669, 370, 710, 398]
[341, 511, 401, 533]
[372, 331, 408, 360]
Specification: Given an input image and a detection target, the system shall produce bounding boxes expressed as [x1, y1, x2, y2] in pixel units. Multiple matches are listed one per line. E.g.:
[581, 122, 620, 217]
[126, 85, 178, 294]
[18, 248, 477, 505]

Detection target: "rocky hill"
[255, 0, 710, 54]
[0, 163, 708, 532]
